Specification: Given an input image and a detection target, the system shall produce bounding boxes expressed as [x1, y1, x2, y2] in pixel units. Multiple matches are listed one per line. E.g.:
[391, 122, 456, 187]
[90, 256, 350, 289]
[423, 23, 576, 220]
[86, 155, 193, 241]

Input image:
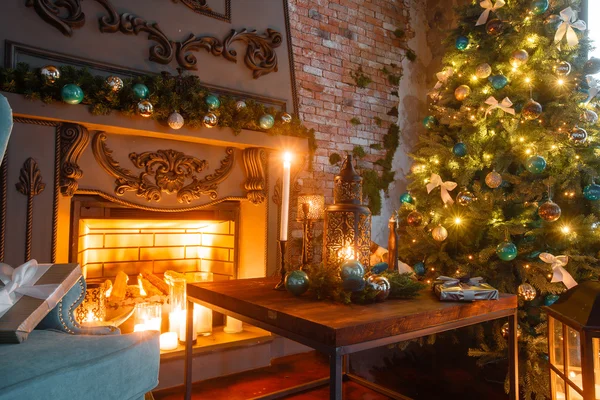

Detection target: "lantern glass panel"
[567, 326, 582, 389]
[552, 318, 565, 372]
[552, 370, 566, 400]
[569, 386, 583, 400]
[594, 338, 600, 399]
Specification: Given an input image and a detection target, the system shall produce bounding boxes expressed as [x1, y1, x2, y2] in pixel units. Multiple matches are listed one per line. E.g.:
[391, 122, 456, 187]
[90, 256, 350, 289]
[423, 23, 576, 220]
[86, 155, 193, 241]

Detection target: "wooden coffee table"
[184, 277, 518, 400]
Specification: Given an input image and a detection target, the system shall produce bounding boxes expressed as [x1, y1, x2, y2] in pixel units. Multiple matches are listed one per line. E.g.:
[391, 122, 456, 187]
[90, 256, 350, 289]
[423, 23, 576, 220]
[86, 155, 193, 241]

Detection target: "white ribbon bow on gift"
[429, 68, 454, 98]
[584, 75, 600, 105]
[554, 7, 586, 47]
[426, 173, 457, 204]
[476, 0, 505, 26]
[539, 253, 578, 289]
[485, 96, 515, 117]
[0, 260, 60, 316]
[438, 276, 484, 287]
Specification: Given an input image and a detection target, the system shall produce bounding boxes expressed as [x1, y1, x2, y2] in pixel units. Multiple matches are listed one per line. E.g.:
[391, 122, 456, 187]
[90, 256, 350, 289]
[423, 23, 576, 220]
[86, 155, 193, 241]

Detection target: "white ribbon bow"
[438, 276, 484, 287]
[539, 253, 577, 289]
[476, 0, 505, 26]
[429, 68, 454, 98]
[485, 96, 515, 117]
[426, 173, 457, 204]
[554, 7, 586, 47]
[584, 75, 600, 105]
[0, 260, 60, 316]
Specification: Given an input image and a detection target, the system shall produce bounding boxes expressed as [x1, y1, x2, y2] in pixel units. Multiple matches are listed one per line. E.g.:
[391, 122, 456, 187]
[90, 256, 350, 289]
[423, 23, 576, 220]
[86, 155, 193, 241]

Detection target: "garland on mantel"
[0, 63, 316, 154]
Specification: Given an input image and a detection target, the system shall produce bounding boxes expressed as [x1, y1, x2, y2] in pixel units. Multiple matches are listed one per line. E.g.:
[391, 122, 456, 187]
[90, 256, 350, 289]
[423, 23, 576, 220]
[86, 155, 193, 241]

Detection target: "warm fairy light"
[483, 153, 491, 160]
[525, 264, 530, 269]
[471, 75, 478, 82]
[482, 87, 490, 94]
[561, 225, 571, 234]
[430, 267, 435, 271]
[551, 145, 557, 150]
[524, 77, 532, 84]
[512, 66, 518, 72]
[525, 149, 532, 155]
[426, 279, 432, 284]
[470, 115, 476, 120]
[547, 274, 553, 279]
[456, 269, 460, 274]
[575, 155, 580, 160]
[468, 255, 473, 260]
[519, 137, 525, 142]
[454, 217, 462, 225]
[527, 35, 537, 44]
[557, 79, 565, 86]
[424, 178, 429, 183]
[412, 239, 417, 243]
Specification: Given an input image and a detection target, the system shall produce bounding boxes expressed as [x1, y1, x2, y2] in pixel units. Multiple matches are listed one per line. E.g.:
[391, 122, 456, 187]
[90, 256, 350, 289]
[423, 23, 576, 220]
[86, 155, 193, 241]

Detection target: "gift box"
[0, 261, 82, 343]
[433, 276, 499, 302]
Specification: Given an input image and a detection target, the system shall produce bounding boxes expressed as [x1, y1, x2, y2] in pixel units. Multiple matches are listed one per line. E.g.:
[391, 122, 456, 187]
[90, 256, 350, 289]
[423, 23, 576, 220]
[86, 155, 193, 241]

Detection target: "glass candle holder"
[224, 316, 243, 334]
[133, 302, 162, 332]
[187, 272, 213, 337]
[165, 274, 195, 342]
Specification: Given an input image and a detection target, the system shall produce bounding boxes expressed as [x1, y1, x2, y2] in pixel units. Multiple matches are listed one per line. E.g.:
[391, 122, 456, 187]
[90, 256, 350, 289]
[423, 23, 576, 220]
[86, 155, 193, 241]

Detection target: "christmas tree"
[396, 0, 599, 398]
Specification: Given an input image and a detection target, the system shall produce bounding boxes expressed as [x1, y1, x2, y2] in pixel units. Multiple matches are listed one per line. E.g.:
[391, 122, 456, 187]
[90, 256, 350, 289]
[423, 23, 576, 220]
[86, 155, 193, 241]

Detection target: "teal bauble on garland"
[205, 94, 221, 110]
[340, 260, 365, 292]
[423, 115, 437, 129]
[370, 262, 389, 274]
[400, 192, 413, 204]
[496, 241, 518, 261]
[61, 84, 84, 105]
[525, 155, 547, 174]
[584, 183, 600, 200]
[531, 0, 549, 15]
[453, 142, 467, 157]
[132, 83, 150, 100]
[284, 270, 310, 296]
[455, 36, 469, 51]
[413, 262, 426, 276]
[489, 75, 508, 90]
[259, 114, 275, 130]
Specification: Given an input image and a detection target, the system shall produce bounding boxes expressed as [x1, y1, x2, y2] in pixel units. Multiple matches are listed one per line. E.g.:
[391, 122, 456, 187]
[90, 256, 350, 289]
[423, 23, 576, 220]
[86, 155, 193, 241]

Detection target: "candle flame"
[85, 310, 97, 322]
[138, 274, 147, 297]
[338, 245, 356, 261]
[283, 152, 292, 163]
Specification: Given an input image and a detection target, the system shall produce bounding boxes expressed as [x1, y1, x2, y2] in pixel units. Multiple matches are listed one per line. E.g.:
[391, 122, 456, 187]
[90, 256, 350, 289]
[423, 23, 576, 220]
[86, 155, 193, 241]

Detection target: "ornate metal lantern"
[323, 155, 371, 268]
[297, 194, 325, 265]
[545, 281, 600, 400]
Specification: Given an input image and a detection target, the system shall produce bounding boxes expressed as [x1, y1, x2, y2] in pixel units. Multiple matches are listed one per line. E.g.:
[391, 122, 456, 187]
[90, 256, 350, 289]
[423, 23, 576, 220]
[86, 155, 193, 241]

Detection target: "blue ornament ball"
[423, 115, 437, 129]
[371, 262, 389, 274]
[496, 241, 518, 261]
[455, 36, 469, 51]
[61, 84, 84, 105]
[340, 260, 365, 292]
[544, 294, 560, 306]
[584, 184, 600, 201]
[413, 262, 426, 276]
[453, 142, 468, 157]
[205, 94, 221, 110]
[284, 270, 310, 296]
[489, 75, 508, 90]
[531, 0, 549, 15]
[259, 114, 275, 130]
[132, 83, 150, 100]
[525, 155, 547, 174]
[400, 192, 413, 204]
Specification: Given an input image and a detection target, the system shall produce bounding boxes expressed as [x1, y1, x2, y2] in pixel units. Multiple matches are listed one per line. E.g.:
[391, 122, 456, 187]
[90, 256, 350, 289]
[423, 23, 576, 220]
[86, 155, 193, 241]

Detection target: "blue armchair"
[0, 277, 160, 400]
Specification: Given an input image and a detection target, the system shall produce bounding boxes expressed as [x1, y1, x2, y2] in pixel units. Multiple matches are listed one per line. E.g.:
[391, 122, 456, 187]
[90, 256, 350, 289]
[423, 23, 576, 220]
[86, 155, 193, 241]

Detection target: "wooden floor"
[153, 351, 391, 400]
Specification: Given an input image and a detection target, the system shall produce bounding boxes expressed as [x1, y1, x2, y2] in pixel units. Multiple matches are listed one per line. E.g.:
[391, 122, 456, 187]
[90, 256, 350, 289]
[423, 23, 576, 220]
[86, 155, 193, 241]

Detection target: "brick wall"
[287, 0, 413, 261]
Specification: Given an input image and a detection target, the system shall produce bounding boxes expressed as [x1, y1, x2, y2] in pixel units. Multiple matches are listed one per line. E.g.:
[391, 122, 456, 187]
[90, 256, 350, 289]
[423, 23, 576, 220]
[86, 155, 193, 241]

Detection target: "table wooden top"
[188, 277, 517, 349]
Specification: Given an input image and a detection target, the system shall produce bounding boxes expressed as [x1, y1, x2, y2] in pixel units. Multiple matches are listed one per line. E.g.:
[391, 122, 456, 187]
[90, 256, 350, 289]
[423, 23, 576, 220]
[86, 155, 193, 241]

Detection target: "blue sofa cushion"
[0, 329, 159, 400]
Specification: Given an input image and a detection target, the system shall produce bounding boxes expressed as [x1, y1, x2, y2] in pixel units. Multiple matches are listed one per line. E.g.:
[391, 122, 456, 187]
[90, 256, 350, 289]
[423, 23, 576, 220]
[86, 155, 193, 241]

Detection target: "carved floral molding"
[26, 0, 280, 78]
[171, 0, 231, 22]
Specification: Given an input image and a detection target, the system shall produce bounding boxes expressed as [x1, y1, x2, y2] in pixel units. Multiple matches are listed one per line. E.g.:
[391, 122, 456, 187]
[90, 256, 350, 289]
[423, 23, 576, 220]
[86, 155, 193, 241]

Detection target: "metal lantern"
[545, 281, 600, 400]
[297, 194, 325, 265]
[323, 155, 372, 268]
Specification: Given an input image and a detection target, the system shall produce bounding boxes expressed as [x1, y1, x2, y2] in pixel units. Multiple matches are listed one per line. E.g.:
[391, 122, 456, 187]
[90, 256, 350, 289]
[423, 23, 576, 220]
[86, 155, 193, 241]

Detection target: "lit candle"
[339, 245, 356, 262]
[159, 332, 178, 351]
[170, 308, 197, 342]
[280, 152, 292, 241]
[223, 316, 243, 334]
[134, 324, 146, 332]
[194, 304, 212, 336]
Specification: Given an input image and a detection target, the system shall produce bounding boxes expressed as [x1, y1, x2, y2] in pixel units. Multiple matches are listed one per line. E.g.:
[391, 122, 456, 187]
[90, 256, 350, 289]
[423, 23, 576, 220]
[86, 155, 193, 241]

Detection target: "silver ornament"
[581, 109, 599, 124]
[475, 63, 492, 79]
[235, 100, 247, 111]
[203, 112, 218, 128]
[518, 283, 537, 301]
[137, 100, 153, 117]
[366, 275, 391, 302]
[168, 111, 185, 130]
[456, 190, 475, 206]
[40, 65, 60, 84]
[432, 225, 448, 241]
[281, 112, 292, 124]
[106, 76, 124, 93]
[510, 49, 529, 68]
[501, 322, 522, 339]
[554, 61, 572, 77]
[570, 127, 588, 143]
[485, 171, 502, 188]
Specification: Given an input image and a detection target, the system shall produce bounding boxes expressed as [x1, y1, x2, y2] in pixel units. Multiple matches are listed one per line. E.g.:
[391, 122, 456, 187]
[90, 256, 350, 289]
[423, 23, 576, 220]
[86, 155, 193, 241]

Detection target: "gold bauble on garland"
[40, 65, 60, 84]
[106, 76, 124, 93]
[281, 112, 292, 124]
[203, 112, 218, 128]
[137, 100, 153, 117]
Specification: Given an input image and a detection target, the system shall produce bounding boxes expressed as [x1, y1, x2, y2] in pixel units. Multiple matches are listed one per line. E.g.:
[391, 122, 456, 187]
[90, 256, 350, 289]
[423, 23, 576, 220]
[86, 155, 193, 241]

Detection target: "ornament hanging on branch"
[485, 170, 502, 188]
[544, 294, 559, 306]
[426, 173, 457, 204]
[581, 110, 598, 124]
[61, 84, 84, 105]
[522, 100, 543, 120]
[569, 127, 587, 143]
[259, 114, 275, 129]
[168, 111, 184, 130]
[423, 115, 438, 129]
[554, 61, 572, 76]
[518, 283, 537, 301]
[525, 155, 546, 174]
[429, 68, 453, 99]
[205, 94, 221, 110]
[496, 240, 518, 261]
[530, 0, 549, 15]
[476, 0, 505, 26]
[510, 50, 529, 68]
[413, 262, 426, 276]
[40, 65, 60, 84]
[455, 85, 471, 101]
[456, 189, 475, 206]
[553, 7, 587, 47]
[453, 142, 467, 157]
[501, 322, 522, 339]
[584, 183, 600, 200]
[475, 63, 492, 79]
[407, 211, 423, 227]
[400, 192, 413, 204]
[455, 36, 469, 51]
[538, 200, 561, 222]
[489, 75, 508, 90]
[485, 19, 504, 36]
[105, 76, 123, 93]
[432, 225, 448, 242]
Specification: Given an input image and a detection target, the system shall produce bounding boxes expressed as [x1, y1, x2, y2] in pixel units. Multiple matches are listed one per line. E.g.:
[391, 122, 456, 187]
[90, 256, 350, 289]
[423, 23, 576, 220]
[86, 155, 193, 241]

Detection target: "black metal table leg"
[330, 352, 343, 400]
[184, 300, 194, 400]
[508, 312, 519, 400]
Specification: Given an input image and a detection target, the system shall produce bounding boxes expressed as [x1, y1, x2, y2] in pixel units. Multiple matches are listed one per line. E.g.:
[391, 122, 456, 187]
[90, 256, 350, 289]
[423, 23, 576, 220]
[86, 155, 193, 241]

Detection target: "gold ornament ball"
[40, 65, 60, 84]
[522, 100, 543, 120]
[137, 100, 153, 117]
[105, 76, 124, 92]
[510, 49, 529, 68]
[454, 85, 471, 101]
[432, 225, 448, 241]
[538, 200, 561, 222]
[407, 211, 423, 227]
[281, 112, 292, 124]
[203, 112, 219, 128]
[518, 283, 537, 301]
[485, 171, 502, 189]
[501, 322, 522, 339]
[456, 190, 475, 206]
[475, 63, 492, 79]
[167, 111, 185, 130]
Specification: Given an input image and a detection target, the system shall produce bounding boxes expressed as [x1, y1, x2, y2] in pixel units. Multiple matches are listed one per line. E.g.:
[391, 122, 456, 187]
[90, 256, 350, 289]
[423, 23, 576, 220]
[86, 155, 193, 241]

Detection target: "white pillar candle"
[224, 316, 243, 334]
[159, 332, 178, 351]
[170, 308, 197, 342]
[194, 304, 212, 336]
[280, 152, 291, 241]
[133, 324, 146, 332]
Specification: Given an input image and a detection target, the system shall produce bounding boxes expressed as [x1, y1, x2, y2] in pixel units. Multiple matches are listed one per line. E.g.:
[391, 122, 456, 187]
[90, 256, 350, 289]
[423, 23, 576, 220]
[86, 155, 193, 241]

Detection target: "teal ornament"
[413, 262, 426, 276]
[540, 353, 550, 362]
[284, 270, 310, 296]
[525, 155, 547, 174]
[452, 142, 467, 157]
[205, 94, 221, 110]
[61, 84, 84, 105]
[496, 241, 518, 261]
[531, 0, 549, 15]
[527, 251, 541, 259]
[259, 114, 275, 130]
[400, 192, 413, 204]
[423, 115, 437, 129]
[544, 294, 560, 306]
[584, 184, 600, 200]
[371, 262, 389, 274]
[584, 58, 600, 75]
[0, 94, 13, 162]
[489, 75, 508, 90]
[340, 260, 365, 292]
[132, 83, 149, 100]
[455, 36, 469, 51]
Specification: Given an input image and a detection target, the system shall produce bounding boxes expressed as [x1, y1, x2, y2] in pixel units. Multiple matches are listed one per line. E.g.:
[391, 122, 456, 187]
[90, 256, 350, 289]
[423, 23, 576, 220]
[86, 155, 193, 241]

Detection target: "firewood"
[110, 271, 128, 301]
[140, 277, 164, 297]
[142, 273, 169, 295]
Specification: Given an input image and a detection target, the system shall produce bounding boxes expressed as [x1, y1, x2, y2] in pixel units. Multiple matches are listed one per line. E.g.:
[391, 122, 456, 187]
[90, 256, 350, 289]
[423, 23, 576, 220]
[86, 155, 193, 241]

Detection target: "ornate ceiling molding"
[59, 123, 90, 197]
[26, 0, 280, 78]
[171, 0, 231, 23]
[242, 148, 267, 205]
[91, 132, 234, 204]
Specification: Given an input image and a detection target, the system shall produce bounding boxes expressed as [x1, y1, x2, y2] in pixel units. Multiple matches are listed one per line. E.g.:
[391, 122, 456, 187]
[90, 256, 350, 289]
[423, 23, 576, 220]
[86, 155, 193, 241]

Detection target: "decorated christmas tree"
[396, 0, 599, 397]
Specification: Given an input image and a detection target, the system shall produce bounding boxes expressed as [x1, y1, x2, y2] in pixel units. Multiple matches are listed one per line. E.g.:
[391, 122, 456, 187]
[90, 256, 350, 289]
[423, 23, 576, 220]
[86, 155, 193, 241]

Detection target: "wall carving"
[171, 0, 231, 22]
[26, 0, 280, 78]
[59, 123, 90, 197]
[242, 148, 267, 205]
[91, 132, 234, 204]
[16, 158, 46, 261]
